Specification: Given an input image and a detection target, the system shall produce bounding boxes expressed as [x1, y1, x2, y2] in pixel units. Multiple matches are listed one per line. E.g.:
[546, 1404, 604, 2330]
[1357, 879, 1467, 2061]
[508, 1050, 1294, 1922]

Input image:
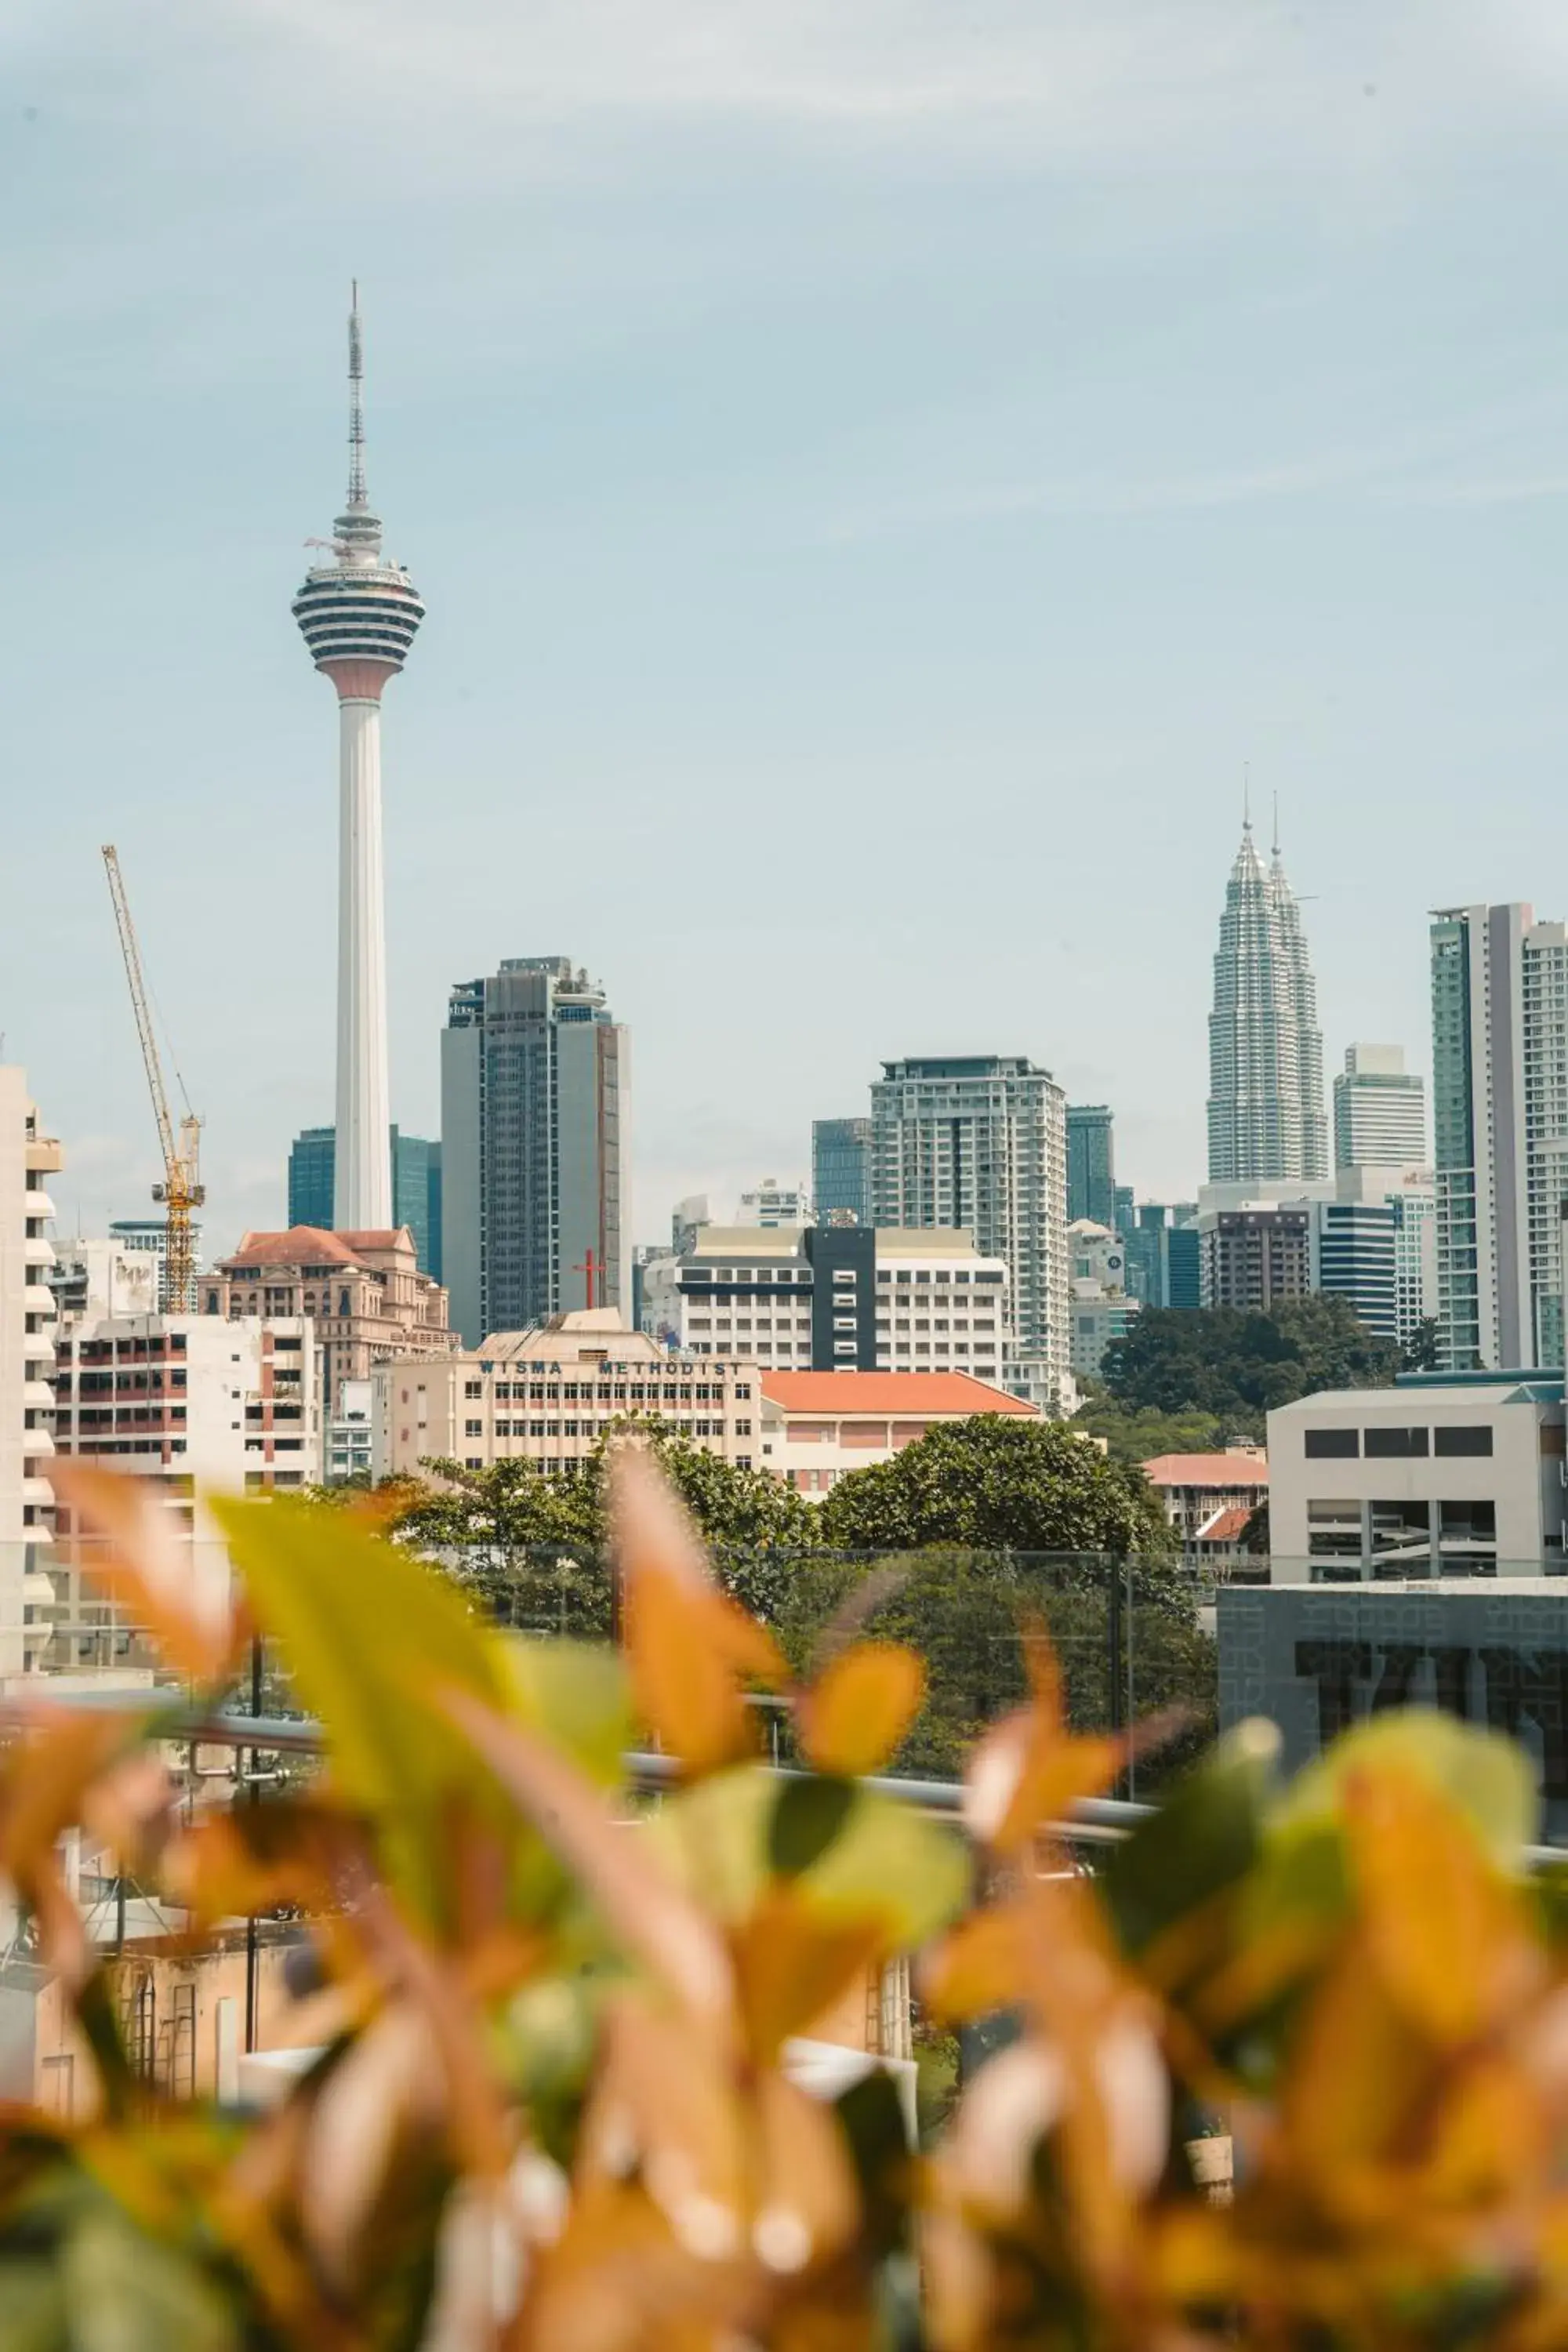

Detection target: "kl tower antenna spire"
[292, 287, 425, 1232]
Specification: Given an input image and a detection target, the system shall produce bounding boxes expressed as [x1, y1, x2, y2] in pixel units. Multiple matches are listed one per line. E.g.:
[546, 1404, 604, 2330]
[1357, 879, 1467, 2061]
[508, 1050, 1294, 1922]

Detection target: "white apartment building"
[869, 1056, 1069, 1410]
[672, 1225, 1010, 1384]
[0, 1073, 62, 1677]
[1333, 1045, 1427, 1171]
[371, 1309, 762, 1478]
[328, 1377, 374, 1485]
[50, 1315, 322, 1668]
[1431, 905, 1568, 1370]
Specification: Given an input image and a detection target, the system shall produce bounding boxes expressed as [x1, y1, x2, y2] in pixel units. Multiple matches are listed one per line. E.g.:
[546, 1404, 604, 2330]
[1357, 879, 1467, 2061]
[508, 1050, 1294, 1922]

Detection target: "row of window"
[1303, 1425, 1494, 1460]
[461, 1454, 754, 1475]
[471, 1418, 747, 1440]
[458, 1378, 750, 1403]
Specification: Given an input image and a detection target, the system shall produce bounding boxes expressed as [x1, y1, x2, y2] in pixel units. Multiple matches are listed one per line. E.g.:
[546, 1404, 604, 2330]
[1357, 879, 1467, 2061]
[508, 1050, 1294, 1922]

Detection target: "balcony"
[25, 1138, 64, 1176]
[25, 1188, 56, 1220]
[23, 1286, 56, 1317]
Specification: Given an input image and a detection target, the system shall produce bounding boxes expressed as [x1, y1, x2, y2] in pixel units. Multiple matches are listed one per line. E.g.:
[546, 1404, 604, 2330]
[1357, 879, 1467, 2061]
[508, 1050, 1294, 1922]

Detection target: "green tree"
[1401, 1316, 1442, 1373]
[1071, 1386, 1226, 1467]
[1100, 1295, 1399, 1426]
[816, 1414, 1174, 1559]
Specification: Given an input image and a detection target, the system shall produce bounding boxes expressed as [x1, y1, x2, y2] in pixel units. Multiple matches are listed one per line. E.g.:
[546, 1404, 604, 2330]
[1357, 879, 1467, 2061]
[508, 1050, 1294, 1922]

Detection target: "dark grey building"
[440, 958, 629, 1347]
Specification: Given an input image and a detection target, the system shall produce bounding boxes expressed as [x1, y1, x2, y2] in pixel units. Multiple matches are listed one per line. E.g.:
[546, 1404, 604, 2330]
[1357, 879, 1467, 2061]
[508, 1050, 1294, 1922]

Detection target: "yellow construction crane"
[101, 845, 205, 1312]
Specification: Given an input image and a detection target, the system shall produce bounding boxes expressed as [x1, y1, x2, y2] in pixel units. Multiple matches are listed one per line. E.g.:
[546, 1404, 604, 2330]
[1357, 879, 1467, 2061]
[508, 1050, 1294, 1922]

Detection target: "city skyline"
[10, 6, 1568, 1247]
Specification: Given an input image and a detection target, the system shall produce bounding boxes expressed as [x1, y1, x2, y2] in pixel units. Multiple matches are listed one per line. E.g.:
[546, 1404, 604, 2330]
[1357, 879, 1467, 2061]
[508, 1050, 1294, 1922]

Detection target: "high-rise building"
[1333, 1045, 1427, 1171]
[1065, 1106, 1116, 1229]
[1307, 1199, 1399, 1341]
[441, 959, 630, 1348]
[1124, 1203, 1200, 1310]
[1112, 1183, 1135, 1240]
[812, 1119, 872, 1226]
[292, 289, 424, 1232]
[1207, 818, 1327, 1185]
[107, 1215, 204, 1312]
[869, 1055, 1068, 1408]
[0, 1071, 61, 1675]
[287, 1127, 442, 1277]
[1067, 1219, 1140, 1378]
[1198, 1203, 1312, 1312]
[1431, 903, 1568, 1370]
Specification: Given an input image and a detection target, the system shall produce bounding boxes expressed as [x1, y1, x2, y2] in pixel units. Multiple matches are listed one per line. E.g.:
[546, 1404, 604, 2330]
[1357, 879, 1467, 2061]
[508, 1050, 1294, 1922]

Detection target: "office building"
[1432, 904, 1568, 1370]
[1065, 1106, 1116, 1229]
[736, 1178, 811, 1229]
[48, 1238, 158, 1329]
[1207, 818, 1327, 1185]
[1333, 1045, 1427, 1171]
[813, 1118, 872, 1227]
[1066, 1220, 1140, 1378]
[1264, 1370, 1566, 1577]
[372, 1312, 761, 1479]
[0, 1073, 61, 1676]
[105, 1218, 203, 1314]
[286, 1127, 443, 1277]
[671, 1196, 710, 1254]
[869, 1055, 1069, 1410]
[1112, 1184, 1135, 1240]
[1199, 1203, 1312, 1311]
[204, 1225, 455, 1414]
[292, 290, 424, 1231]
[1308, 1198, 1398, 1341]
[1332, 1163, 1436, 1350]
[1123, 1203, 1201, 1311]
[441, 959, 630, 1348]
[673, 1225, 1010, 1382]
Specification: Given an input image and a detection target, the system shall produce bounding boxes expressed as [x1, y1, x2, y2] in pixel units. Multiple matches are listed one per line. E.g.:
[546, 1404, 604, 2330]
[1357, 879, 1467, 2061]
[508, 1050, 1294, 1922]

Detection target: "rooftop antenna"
[347, 279, 367, 512]
[1242, 762, 1251, 830]
[1272, 789, 1281, 858]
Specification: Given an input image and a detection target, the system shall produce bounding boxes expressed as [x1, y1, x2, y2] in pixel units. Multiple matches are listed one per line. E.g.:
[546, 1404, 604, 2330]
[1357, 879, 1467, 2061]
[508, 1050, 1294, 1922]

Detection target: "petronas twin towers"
[1207, 817, 1327, 1184]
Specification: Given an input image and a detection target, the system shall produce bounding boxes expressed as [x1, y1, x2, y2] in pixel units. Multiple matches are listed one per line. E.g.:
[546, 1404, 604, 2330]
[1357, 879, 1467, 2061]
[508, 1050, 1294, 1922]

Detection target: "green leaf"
[650, 1765, 967, 1951]
[1101, 1716, 1281, 1957]
[211, 1496, 521, 1933]
[61, 2209, 238, 2352]
[768, 1777, 856, 1877]
[499, 1635, 630, 1791]
[0, 2261, 66, 2352]
[1270, 1708, 1537, 1867]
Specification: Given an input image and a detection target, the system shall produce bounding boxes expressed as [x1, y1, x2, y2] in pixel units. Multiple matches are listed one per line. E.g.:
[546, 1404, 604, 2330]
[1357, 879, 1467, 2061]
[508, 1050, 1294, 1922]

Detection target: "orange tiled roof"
[1197, 1504, 1255, 1545]
[218, 1226, 410, 1271]
[1141, 1453, 1269, 1488]
[759, 1371, 1037, 1416]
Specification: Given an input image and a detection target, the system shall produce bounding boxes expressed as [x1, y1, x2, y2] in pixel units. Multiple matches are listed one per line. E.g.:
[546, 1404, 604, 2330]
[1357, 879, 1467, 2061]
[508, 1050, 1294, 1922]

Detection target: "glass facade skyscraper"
[1065, 1105, 1116, 1228]
[285, 1124, 442, 1277]
[811, 1118, 872, 1225]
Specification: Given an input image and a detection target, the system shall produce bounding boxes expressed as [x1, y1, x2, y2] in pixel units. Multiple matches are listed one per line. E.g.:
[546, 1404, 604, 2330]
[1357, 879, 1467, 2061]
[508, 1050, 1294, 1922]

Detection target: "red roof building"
[759, 1369, 1037, 1493]
[1140, 1449, 1269, 1561]
[205, 1226, 456, 1414]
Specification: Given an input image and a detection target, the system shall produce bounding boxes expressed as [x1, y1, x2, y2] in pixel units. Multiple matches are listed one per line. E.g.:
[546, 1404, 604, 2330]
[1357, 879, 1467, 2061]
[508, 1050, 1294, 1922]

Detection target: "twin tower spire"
[1207, 797, 1327, 1185]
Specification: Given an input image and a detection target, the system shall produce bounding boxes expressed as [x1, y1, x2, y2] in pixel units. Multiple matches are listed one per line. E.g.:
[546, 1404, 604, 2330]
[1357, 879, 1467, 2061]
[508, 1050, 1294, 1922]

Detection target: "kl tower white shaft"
[335, 690, 391, 1228]
[292, 285, 426, 1236]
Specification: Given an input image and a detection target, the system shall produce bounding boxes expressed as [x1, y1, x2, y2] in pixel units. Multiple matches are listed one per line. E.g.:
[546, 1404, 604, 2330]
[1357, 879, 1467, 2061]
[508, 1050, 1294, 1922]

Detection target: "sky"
[5, 1, 1568, 1250]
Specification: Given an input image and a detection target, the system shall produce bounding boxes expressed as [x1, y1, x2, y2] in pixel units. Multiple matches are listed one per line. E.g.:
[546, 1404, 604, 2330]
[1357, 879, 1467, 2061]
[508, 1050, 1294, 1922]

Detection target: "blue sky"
[5, 1, 1568, 1248]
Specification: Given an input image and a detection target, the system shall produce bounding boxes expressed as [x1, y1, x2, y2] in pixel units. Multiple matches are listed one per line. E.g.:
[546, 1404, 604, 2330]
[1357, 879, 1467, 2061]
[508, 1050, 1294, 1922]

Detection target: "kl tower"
[292, 286, 425, 1231]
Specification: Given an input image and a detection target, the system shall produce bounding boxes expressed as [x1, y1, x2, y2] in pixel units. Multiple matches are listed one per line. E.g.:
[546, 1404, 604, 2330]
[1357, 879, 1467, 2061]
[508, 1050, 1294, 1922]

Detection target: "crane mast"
[101, 846, 205, 1312]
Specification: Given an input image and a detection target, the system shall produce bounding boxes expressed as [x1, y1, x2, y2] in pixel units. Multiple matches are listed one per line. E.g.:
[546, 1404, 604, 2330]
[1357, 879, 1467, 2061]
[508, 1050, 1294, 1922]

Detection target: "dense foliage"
[11, 1455, 1568, 2352]
[1069, 1388, 1228, 1465]
[816, 1414, 1175, 1558]
[1100, 1294, 1402, 1430]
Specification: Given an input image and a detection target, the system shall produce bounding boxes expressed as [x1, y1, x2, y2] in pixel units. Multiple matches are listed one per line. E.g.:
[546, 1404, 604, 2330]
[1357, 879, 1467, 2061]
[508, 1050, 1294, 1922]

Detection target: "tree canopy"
[1069, 1389, 1228, 1467]
[1098, 1294, 1401, 1429]
[816, 1414, 1174, 1559]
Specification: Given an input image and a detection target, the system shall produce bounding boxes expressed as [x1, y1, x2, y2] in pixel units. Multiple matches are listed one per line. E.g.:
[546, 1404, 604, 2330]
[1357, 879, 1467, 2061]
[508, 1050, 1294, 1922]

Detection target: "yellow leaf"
[51, 1461, 241, 1682]
[799, 1644, 925, 1777]
[731, 1892, 885, 2062]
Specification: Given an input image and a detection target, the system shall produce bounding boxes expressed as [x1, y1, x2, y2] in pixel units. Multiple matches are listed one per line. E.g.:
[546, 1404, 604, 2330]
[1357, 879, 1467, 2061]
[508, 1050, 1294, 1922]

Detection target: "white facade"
[49, 1239, 158, 1330]
[50, 1313, 322, 1668]
[869, 1056, 1069, 1410]
[755, 1370, 1038, 1495]
[292, 293, 424, 1233]
[1265, 1376, 1565, 1577]
[1207, 822, 1328, 1185]
[1430, 905, 1568, 1370]
[372, 1312, 761, 1479]
[1067, 1219, 1140, 1378]
[672, 1225, 1011, 1384]
[0, 1074, 62, 1675]
[1333, 1044, 1427, 1171]
[328, 1376, 374, 1485]
[735, 1178, 811, 1229]
[109, 1218, 204, 1312]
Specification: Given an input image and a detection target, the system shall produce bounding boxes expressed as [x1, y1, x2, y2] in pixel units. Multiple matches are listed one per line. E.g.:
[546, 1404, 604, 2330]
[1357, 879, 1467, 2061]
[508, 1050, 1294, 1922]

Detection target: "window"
[1305, 1428, 1358, 1459]
[1435, 1425, 1493, 1457]
[735, 1419, 751, 1436]
[1439, 1498, 1497, 1544]
[465, 1419, 482, 1436]
[465, 1381, 482, 1399]
[1370, 1501, 1429, 1558]
[1308, 1499, 1362, 1558]
[1364, 1427, 1428, 1459]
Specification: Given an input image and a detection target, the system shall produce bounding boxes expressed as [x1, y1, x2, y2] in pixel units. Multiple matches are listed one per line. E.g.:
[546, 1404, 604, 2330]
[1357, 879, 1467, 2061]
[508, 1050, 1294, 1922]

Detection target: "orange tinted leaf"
[611, 1443, 786, 1775]
[1344, 1764, 1537, 2048]
[49, 1461, 239, 1681]
[581, 1996, 747, 2255]
[732, 1892, 886, 2061]
[964, 1705, 1123, 1854]
[1282, 1934, 1432, 2187]
[442, 1688, 734, 2021]
[922, 1905, 1027, 2024]
[799, 1644, 925, 1777]
[751, 2065, 860, 2276]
